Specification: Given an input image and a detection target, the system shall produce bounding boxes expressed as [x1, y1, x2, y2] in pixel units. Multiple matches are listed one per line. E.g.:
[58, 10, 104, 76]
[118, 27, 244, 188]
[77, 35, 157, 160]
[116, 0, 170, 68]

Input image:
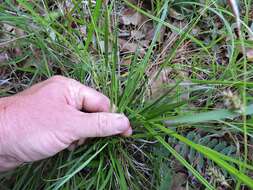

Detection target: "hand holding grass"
[0, 76, 132, 171]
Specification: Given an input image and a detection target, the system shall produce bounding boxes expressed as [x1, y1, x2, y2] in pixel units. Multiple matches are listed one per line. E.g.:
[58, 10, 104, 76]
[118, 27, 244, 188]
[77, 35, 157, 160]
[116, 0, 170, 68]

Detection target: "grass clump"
[1, 0, 253, 189]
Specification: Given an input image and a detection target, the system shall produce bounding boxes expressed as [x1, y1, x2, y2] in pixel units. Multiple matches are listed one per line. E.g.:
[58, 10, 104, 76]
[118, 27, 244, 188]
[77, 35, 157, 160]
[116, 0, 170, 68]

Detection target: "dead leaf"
[121, 8, 144, 26]
[121, 57, 132, 65]
[148, 68, 172, 99]
[247, 49, 253, 61]
[143, 22, 155, 41]
[170, 172, 187, 190]
[3, 23, 14, 32]
[158, 26, 166, 43]
[139, 40, 149, 48]
[246, 36, 253, 61]
[79, 25, 87, 37]
[130, 30, 145, 40]
[145, 26, 165, 43]
[119, 39, 145, 56]
[162, 31, 178, 50]
[169, 8, 184, 20]
[0, 52, 9, 63]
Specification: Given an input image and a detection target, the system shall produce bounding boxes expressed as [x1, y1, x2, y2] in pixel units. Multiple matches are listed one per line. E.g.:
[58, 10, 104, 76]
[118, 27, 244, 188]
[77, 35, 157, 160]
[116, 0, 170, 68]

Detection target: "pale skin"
[0, 76, 132, 171]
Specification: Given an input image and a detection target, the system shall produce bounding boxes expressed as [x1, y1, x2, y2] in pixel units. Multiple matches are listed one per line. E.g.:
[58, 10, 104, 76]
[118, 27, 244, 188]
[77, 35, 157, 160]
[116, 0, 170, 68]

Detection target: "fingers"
[67, 79, 111, 112]
[20, 75, 111, 112]
[69, 112, 132, 138]
[34, 75, 111, 112]
[121, 127, 133, 137]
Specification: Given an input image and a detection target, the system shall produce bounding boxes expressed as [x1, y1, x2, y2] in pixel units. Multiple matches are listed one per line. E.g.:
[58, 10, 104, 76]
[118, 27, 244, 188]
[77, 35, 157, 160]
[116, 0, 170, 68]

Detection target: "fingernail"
[116, 114, 130, 132]
[122, 127, 132, 136]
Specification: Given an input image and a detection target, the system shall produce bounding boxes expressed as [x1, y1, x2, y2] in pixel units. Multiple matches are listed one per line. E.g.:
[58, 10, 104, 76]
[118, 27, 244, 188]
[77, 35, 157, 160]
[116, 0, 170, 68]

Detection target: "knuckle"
[50, 75, 68, 83]
[41, 80, 67, 97]
[96, 113, 109, 137]
[98, 96, 110, 110]
[47, 76, 70, 90]
[44, 82, 62, 92]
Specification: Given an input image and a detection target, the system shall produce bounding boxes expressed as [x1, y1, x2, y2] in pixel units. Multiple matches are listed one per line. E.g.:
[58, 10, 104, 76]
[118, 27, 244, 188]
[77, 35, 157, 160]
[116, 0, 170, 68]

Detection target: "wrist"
[0, 97, 9, 153]
[0, 96, 22, 171]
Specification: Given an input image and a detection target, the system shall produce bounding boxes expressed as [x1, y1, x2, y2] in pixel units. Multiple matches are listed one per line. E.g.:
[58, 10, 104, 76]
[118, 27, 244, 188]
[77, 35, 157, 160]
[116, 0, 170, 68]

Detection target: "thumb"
[71, 112, 132, 138]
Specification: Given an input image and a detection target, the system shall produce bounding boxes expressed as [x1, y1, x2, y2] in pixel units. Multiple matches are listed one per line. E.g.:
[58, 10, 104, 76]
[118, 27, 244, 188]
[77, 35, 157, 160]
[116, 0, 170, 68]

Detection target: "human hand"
[0, 76, 132, 171]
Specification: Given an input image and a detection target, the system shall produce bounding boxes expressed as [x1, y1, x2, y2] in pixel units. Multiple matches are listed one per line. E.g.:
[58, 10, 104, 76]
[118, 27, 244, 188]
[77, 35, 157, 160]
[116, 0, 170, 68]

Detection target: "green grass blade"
[164, 104, 253, 124]
[151, 123, 253, 188]
[49, 143, 108, 190]
[145, 125, 215, 190]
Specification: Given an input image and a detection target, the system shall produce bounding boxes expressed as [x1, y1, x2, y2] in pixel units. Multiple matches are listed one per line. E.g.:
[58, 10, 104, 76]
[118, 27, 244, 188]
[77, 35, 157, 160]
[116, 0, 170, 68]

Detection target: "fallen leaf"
[169, 8, 184, 20]
[119, 30, 130, 38]
[121, 8, 144, 26]
[148, 68, 172, 99]
[79, 25, 87, 37]
[0, 52, 9, 63]
[142, 22, 155, 41]
[119, 39, 145, 56]
[162, 31, 178, 50]
[121, 57, 132, 65]
[3, 23, 14, 32]
[130, 30, 145, 40]
[145, 26, 165, 43]
[247, 49, 253, 61]
[139, 40, 149, 48]
[246, 36, 253, 61]
[170, 172, 187, 190]
[158, 26, 166, 43]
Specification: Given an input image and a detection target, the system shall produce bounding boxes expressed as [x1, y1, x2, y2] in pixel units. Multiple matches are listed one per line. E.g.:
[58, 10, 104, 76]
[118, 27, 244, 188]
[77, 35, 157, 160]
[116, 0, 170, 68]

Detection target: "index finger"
[67, 79, 111, 112]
